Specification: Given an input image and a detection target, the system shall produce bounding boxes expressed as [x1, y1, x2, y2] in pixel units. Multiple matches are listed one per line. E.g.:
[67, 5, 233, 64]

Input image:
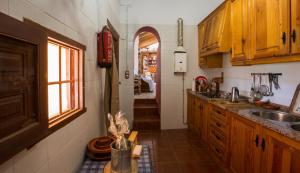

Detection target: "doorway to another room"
[133, 27, 161, 131]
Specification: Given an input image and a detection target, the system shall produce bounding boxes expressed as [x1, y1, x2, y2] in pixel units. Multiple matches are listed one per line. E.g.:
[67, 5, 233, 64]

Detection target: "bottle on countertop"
[192, 78, 196, 92]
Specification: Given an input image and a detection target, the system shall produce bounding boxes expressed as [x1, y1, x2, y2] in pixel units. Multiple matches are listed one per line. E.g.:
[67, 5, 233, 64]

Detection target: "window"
[47, 38, 85, 128]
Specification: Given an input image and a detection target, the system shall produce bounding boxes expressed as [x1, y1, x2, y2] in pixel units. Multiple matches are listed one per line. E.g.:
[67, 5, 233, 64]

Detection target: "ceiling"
[139, 32, 158, 49]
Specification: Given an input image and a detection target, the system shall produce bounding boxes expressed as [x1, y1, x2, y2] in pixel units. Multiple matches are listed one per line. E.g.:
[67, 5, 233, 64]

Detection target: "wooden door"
[231, 0, 250, 62]
[252, 0, 290, 58]
[230, 115, 261, 173]
[291, 0, 300, 54]
[261, 129, 300, 173]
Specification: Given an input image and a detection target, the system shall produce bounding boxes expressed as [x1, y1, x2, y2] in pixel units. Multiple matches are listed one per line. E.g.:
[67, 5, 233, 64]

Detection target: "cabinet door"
[206, 4, 227, 50]
[231, 0, 249, 62]
[187, 94, 195, 128]
[230, 115, 261, 173]
[291, 0, 300, 54]
[261, 130, 300, 173]
[198, 22, 206, 53]
[194, 98, 202, 134]
[252, 0, 290, 58]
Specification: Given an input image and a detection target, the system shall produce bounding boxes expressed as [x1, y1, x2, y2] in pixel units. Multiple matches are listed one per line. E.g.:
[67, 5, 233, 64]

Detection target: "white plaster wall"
[206, 54, 300, 107]
[133, 37, 139, 75]
[118, 0, 223, 129]
[0, 0, 119, 173]
[120, 0, 223, 25]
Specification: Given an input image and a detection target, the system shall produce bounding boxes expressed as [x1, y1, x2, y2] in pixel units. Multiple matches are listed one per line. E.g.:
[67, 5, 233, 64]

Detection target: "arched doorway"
[132, 27, 161, 130]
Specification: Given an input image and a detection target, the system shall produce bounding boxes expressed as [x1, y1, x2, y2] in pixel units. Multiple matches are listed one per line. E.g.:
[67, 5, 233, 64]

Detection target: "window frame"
[23, 19, 87, 132]
[47, 39, 84, 129]
[46, 37, 86, 131]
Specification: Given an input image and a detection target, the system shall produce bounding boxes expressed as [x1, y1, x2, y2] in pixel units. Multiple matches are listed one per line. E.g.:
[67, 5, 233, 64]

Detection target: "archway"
[132, 26, 161, 130]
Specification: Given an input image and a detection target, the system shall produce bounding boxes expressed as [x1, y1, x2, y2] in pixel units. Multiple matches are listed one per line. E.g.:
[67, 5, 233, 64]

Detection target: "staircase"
[133, 99, 160, 131]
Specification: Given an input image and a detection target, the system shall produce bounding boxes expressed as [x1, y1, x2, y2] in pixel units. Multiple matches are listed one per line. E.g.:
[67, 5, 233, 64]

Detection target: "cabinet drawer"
[211, 105, 227, 121]
[209, 125, 227, 148]
[210, 141, 226, 162]
[210, 115, 228, 135]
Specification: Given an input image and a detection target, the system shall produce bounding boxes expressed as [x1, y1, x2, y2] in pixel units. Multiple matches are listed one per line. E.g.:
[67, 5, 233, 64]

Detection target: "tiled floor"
[139, 129, 225, 173]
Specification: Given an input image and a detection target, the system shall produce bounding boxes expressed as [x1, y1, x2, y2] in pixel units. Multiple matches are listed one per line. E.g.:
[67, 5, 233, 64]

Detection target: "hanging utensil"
[273, 74, 280, 90]
[268, 73, 274, 96]
[250, 75, 255, 97]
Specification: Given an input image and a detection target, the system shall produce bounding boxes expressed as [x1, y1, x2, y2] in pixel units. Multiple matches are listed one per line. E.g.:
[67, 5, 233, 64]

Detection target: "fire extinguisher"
[97, 26, 113, 68]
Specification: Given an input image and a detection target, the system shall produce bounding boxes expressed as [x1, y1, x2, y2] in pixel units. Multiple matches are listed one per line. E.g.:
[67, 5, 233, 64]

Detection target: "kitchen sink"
[291, 124, 300, 131]
[250, 110, 300, 122]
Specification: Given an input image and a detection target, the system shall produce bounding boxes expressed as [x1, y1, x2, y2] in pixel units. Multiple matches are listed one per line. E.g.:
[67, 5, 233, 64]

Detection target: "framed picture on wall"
[290, 84, 300, 115]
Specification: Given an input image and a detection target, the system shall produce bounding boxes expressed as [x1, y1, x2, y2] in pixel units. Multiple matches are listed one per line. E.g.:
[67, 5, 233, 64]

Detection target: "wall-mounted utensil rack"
[251, 73, 282, 76]
[250, 73, 282, 97]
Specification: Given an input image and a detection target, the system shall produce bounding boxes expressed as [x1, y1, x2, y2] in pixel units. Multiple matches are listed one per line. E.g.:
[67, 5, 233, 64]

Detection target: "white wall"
[0, 0, 119, 173]
[134, 37, 139, 75]
[119, 0, 223, 129]
[206, 54, 300, 106]
[120, 0, 223, 25]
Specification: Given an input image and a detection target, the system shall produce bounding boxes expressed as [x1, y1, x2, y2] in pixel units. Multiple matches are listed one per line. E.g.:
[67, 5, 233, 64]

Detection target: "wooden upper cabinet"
[229, 114, 261, 173]
[291, 0, 300, 54]
[198, 1, 231, 57]
[251, 0, 290, 59]
[198, 21, 206, 55]
[231, 0, 251, 65]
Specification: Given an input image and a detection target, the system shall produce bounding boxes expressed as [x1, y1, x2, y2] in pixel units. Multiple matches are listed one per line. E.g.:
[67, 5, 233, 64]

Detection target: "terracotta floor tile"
[155, 161, 181, 173]
[139, 129, 225, 173]
[178, 161, 225, 173]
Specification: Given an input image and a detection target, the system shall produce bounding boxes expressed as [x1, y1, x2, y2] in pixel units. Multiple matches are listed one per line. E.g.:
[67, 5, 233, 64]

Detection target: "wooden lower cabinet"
[229, 113, 261, 173]
[261, 129, 300, 173]
[187, 93, 195, 130]
[230, 112, 300, 173]
[187, 94, 300, 173]
[187, 93, 209, 142]
[208, 105, 231, 167]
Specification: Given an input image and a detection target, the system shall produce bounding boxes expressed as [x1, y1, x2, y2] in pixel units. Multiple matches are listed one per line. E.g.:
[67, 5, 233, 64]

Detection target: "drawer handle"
[216, 122, 221, 127]
[215, 134, 221, 140]
[216, 110, 222, 114]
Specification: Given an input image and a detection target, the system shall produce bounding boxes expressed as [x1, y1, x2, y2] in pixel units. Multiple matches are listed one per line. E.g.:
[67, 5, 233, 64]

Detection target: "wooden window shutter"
[0, 12, 48, 164]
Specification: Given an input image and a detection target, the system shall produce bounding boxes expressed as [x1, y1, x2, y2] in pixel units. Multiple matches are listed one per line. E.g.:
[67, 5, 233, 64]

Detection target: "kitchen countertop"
[187, 90, 300, 142]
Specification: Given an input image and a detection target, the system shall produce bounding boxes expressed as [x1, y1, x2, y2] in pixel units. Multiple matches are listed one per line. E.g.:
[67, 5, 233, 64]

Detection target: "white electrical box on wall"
[174, 46, 187, 73]
[174, 52, 187, 72]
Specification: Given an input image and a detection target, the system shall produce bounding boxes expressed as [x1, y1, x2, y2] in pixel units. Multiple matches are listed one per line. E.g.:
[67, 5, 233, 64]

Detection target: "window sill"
[48, 107, 87, 133]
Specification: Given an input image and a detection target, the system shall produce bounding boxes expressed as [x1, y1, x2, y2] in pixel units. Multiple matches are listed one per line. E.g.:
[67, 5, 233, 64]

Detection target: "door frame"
[133, 26, 161, 114]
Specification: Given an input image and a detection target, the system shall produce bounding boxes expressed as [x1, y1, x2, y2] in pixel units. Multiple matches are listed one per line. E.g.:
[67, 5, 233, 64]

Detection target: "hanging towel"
[104, 44, 119, 129]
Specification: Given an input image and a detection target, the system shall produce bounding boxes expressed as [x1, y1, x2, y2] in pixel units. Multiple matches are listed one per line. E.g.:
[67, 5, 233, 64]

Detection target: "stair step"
[134, 99, 157, 105]
[133, 119, 160, 130]
[133, 98, 160, 131]
[134, 104, 158, 109]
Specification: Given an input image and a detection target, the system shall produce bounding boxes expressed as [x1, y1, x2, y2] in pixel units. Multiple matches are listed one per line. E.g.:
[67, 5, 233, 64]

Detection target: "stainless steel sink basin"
[250, 110, 300, 122]
[291, 124, 300, 131]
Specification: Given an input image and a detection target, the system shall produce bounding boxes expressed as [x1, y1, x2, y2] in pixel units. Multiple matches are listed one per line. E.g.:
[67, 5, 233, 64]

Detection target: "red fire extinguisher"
[97, 26, 113, 68]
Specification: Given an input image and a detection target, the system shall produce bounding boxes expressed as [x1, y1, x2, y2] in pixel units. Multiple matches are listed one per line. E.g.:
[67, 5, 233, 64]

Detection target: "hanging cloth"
[104, 44, 119, 129]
